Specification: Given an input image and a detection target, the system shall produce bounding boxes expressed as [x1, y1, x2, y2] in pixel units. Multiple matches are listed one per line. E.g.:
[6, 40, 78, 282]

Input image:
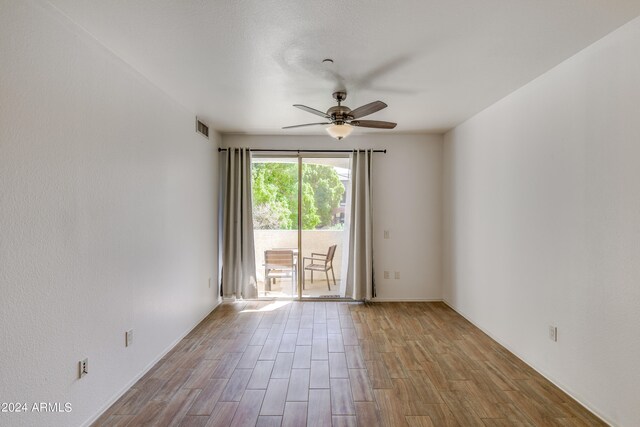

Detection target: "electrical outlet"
[79, 358, 88, 378]
[384, 271, 390, 279]
[384, 230, 390, 239]
[126, 329, 134, 347]
[548, 326, 558, 342]
[394, 271, 400, 280]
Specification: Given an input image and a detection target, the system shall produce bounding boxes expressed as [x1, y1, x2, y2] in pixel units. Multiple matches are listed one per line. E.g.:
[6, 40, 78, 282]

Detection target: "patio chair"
[303, 244, 337, 290]
[264, 249, 296, 293]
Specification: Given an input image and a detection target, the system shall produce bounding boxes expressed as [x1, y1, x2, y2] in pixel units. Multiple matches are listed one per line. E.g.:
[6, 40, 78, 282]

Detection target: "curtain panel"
[345, 149, 375, 300]
[222, 148, 257, 299]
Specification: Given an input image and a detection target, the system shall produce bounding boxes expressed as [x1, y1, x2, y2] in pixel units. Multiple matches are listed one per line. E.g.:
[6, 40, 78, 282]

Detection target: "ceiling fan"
[283, 91, 397, 140]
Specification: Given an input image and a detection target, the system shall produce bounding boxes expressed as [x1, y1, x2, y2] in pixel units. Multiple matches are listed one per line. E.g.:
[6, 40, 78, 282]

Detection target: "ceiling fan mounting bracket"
[332, 91, 347, 104]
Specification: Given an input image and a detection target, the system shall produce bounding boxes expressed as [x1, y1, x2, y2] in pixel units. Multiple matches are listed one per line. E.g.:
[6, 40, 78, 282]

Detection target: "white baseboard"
[81, 298, 223, 427]
[441, 299, 612, 427]
[370, 297, 443, 302]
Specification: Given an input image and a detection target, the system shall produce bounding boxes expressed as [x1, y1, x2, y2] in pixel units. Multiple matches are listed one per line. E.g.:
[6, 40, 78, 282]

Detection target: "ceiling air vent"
[196, 117, 209, 139]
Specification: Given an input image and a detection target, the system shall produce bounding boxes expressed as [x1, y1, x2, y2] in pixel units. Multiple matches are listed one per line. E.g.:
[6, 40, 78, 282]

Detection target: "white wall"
[443, 16, 640, 426]
[223, 133, 443, 301]
[0, 2, 219, 426]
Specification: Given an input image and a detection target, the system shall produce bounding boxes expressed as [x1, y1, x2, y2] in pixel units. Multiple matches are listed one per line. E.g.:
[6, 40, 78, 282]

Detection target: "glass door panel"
[251, 156, 299, 298]
[300, 156, 351, 299]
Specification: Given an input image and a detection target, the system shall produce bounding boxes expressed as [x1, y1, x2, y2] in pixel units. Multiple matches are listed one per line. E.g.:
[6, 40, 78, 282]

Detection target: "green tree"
[303, 164, 345, 226]
[251, 162, 344, 230]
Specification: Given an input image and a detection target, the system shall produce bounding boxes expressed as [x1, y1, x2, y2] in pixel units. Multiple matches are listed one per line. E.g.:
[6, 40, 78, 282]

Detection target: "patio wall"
[254, 229, 345, 282]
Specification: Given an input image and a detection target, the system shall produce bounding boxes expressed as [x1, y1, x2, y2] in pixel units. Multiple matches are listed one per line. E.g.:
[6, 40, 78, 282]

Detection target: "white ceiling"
[48, 0, 640, 135]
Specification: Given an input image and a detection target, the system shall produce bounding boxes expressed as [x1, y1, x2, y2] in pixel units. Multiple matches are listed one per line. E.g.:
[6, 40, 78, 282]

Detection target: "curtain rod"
[217, 148, 386, 153]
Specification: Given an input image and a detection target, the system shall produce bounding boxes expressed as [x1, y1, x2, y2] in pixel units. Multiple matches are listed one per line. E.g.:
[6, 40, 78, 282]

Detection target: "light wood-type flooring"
[93, 301, 605, 427]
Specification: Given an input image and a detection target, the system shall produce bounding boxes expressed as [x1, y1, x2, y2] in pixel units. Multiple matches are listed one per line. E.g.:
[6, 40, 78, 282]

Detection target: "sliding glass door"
[300, 157, 350, 298]
[251, 154, 351, 299]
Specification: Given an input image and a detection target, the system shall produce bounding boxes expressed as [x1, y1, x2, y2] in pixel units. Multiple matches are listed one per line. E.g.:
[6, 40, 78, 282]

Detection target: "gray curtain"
[345, 149, 375, 300]
[222, 148, 257, 299]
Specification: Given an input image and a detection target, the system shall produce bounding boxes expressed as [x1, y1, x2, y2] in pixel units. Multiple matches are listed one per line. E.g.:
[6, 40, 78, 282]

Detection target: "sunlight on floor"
[239, 300, 292, 313]
[258, 279, 341, 299]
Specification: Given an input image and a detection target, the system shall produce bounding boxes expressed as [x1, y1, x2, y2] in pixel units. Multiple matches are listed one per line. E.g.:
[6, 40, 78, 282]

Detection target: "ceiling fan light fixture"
[326, 123, 353, 140]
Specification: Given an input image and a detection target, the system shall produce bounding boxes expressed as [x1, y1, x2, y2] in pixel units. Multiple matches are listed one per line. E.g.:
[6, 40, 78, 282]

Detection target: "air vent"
[196, 118, 209, 139]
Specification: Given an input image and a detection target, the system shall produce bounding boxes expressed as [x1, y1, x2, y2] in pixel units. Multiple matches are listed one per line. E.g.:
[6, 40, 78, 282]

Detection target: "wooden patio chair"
[303, 244, 337, 290]
[264, 249, 296, 293]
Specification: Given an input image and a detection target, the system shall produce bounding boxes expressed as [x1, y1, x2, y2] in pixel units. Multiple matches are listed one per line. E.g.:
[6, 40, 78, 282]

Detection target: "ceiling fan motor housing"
[327, 105, 353, 124]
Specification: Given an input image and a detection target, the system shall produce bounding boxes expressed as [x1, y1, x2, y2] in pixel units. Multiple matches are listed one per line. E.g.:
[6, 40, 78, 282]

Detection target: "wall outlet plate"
[79, 358, 88, 378]
[548, 326, 558, 342]
[126, 329, 134, 347]
[384, 230, 390, 239]
[394, 271, 400, 280]
[384, 271, 390, 279]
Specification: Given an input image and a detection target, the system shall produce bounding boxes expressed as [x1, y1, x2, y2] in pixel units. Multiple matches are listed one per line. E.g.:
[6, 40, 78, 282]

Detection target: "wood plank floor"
[93, 301, 605, 427]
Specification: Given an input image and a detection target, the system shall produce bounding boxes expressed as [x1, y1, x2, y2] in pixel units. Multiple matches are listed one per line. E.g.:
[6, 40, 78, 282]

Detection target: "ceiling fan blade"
[349, 101, 387, 119]
[350, 120, 397, 129]
[293, 104, 330, 118]
[282, 122, 330, 129]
